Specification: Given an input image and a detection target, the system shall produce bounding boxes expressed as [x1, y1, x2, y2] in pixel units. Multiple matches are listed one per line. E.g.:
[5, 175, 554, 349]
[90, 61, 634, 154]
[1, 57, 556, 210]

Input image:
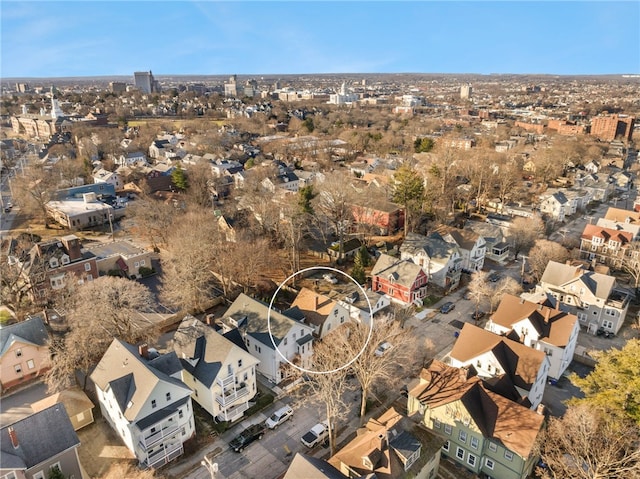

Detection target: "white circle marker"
[267, 266, 374, 375]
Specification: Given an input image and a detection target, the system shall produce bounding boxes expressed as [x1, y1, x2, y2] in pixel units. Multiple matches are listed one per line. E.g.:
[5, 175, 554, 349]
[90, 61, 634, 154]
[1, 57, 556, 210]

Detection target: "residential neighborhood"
[1, 55, 640, 479]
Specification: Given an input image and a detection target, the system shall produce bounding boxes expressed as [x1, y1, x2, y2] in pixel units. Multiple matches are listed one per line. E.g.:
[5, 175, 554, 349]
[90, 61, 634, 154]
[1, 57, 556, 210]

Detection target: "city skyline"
[1, 1, 639, 79]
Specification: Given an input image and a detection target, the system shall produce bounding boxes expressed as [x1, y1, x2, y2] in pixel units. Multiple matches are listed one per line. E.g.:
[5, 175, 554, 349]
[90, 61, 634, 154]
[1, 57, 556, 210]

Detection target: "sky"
[1, 1, 639, 78]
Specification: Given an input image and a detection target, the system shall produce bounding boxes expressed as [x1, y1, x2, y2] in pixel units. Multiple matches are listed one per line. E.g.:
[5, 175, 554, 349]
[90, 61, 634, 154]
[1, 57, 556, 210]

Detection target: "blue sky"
[1, 1, 639, 78]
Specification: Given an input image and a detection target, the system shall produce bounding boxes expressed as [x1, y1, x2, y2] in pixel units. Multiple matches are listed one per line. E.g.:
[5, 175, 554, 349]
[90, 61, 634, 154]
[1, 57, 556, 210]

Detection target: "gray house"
[0, 403, 85, 479]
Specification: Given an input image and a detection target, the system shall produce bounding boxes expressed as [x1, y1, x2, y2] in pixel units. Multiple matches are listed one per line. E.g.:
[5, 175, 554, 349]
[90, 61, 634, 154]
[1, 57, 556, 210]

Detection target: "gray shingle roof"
[0, 316, 49, 357]
[0, 404, 79, 469]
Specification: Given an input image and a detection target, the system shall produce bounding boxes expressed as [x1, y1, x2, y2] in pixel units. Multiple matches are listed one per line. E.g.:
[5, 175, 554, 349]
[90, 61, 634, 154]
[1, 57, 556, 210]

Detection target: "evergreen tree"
[48, 465, 66, 479]
[351, 261, 366, 285]
[171, 165, 189, 191]
[392, 163, 425, 236]
[298, 185, 316, 215]
[356, 245, 371, 268]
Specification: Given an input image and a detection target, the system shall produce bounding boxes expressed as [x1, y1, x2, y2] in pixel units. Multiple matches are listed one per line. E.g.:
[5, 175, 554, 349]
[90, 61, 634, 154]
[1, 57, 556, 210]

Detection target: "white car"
[323, 273, 338, 284]
[301, 421, 329, 448]
[264, 405, 293, 429]
[374, 341, 393, 357]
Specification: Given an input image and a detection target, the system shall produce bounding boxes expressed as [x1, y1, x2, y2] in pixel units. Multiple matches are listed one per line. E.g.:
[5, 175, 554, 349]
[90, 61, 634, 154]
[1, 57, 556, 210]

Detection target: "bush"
[245, 392, 274, 417]
[139, 266, 155, 277]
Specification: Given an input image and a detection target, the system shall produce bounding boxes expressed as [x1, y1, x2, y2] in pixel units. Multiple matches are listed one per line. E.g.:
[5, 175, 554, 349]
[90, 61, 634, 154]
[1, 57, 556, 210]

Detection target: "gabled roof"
[491, 294, 578, 347]
[410, 360, 544, 458]
[283, 453, 348, 479]
[0, 316, 49, 358]
[400, 232, 459, 263]
[541, 261, 616, 300]
[0, 404, 80, 469]
[434, 224, 482, 251]
[450, 323, 547, 388]
[90, 339, 191, 422]
[371, 254, 425, 289]
[290, 288, 337, 328]
[172, 315, 259, 388]
[31, 387, 94, 418]
[223, 293, 314, 349]
[581, 223, 632, 244]
[604, 207, 640, 224]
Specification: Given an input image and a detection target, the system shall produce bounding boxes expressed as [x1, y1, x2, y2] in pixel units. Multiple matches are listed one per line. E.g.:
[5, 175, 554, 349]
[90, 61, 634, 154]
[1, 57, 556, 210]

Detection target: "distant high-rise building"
[109, 81, 127, 93]
[225, 75, 238, 97]
[15, 83, 29, 93]
[460, 83, 472, 99]
[133, 70, 159, 94]
[590, 114, 635, 141]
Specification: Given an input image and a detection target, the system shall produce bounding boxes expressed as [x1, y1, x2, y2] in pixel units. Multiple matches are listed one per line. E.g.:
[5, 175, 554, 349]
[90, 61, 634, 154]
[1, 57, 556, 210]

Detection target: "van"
[264, 405, 293, 429]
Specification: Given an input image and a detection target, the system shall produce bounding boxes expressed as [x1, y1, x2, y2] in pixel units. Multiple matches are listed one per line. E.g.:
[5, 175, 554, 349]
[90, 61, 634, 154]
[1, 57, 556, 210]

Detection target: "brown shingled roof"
[581, 223, 633, 244]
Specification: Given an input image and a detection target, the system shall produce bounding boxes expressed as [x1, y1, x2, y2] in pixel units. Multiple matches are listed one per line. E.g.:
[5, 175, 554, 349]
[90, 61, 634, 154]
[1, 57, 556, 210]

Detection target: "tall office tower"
[224, 75, 238, 97]
[590, 114, 635, 141]
[460, 83, 472, 99]
[133, 70, 156, 94]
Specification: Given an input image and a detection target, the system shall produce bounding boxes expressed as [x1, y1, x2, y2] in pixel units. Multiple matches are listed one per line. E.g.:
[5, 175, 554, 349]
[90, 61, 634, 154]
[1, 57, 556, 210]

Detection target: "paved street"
[0, 381, 48, 426]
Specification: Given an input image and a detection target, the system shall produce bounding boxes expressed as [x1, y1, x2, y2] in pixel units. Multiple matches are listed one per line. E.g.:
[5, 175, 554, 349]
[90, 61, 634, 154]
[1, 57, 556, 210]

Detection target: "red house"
[371, 253, 428, 305]
[351, 200, 404, 236]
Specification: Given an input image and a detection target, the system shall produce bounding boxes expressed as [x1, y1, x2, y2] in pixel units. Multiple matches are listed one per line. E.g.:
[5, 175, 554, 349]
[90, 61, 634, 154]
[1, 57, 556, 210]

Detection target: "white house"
[536, 261, 630, 336]
[172, 316, 259, 423]
[285, 288, 351, 338]
[90, 339, 195, 469]
[538, 191, 569, 221]
[116, 151, 147, 167]
[465, 221, 510, 263]
[400, 232, 462, 291]
[219, 294, 315, 384]
[486, 294, 580, 380]
[435, 225, 486, 272]
[93, 168, 123, 190]
[449, 323, 549, 410]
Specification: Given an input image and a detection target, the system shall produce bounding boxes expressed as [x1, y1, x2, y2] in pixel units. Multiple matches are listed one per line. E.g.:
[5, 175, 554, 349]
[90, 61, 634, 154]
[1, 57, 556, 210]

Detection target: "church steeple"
[50, 85, 64, 119]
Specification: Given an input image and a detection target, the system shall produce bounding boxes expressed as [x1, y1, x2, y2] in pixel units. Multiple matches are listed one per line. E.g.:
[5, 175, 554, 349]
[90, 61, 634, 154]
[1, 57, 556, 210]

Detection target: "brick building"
[590, 114, 635, 141]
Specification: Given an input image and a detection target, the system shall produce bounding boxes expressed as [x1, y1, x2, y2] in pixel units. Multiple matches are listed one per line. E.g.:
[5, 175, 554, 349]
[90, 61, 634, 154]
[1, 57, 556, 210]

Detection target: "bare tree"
[489, 276, 523, 312]
[536, 404, 640, 479]
[11, 163, 59, 227]
[509, 215, 545, 259]
[467, 270, 492, 316]
[528, 239, 570, 282]
[332, 316, 418, 424]
[314, 171, 355, 262]
[127, 197, 178, 249]
[45, 277, 156, 392]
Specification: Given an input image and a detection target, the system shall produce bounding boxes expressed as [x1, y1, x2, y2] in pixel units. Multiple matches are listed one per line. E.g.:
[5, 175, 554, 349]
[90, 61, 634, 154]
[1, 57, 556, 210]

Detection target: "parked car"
[323, 273, 338, 284]
[440, 302, 455, 314]
[229, 423, 266, 452]
[488, 272, 501, 283]
[471, 311, 486, 321]
[265, 405, 294, 429]
[374, 341, 393, 357]
[301, 421, 329, 448]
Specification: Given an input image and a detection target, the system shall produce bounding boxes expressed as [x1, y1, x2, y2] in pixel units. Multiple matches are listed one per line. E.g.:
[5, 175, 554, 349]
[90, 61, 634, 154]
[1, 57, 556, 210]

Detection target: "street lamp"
[201, 456, 218, 479]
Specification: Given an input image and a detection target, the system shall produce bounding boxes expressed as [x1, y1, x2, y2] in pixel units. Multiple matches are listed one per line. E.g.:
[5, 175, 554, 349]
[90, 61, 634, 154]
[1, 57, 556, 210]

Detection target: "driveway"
[0, 381, 48, 426]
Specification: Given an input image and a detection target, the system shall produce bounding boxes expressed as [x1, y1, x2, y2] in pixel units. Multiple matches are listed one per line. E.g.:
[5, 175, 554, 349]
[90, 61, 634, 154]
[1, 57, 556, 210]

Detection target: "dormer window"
[61, 254, 70, 265]
[151, 399, 157, 409]
[609, 240, 619, 248]
[592, 236, 602, 245]
[49, 257, 59, 268]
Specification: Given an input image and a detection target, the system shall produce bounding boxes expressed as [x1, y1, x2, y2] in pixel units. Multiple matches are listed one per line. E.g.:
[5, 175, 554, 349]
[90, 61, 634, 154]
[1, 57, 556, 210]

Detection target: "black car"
[488, 272, 501, 283]
[471, 311, 486, 321]
[229, 423, 266, 452]
[440, 302, 455, 314]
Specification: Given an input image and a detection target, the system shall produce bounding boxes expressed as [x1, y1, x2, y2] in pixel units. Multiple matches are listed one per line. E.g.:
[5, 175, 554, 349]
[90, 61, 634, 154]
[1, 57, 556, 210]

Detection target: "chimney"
[315, 294, 320, 311]
[205, 313, 215, 326]
[544, 308, 551, 323]
[138, 343, 149, 359]
[61, 235, 82, 261]
[8, 426, 18, 448]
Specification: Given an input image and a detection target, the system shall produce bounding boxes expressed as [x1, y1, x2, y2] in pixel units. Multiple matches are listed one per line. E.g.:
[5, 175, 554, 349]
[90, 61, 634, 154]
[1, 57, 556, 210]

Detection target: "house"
[351, 198, 405, 236]
[579, 223, 633, 268]
[84, 240, 153, 279]
[116, 151, 147, 167]
[538, 191, 569, 221]
[0, 404, 85, 479]
[327, 237, 363, 260]
[31, 387, 95, 431]
[407, 360, 545, 479]
[283, 453, 348, 479]
[371, 254, 429, 306]
[400, 232, 462, 291]
[90, 339, 195, 468]
[218, 293, 315, 384]
[172, 315, 259, 423]
[261, 171, 300, 193]
[536, 261, 630, 336]
[18, 235, 99, 299]
[286, 288, 350, 338]
[328, 407, 442, 479]
[434, 225, 486, 272]
[149, 140, 171, 159]
[486, 294, 580, 380]
[574, 173, 614, 202]
[610, 170, 633, 190]
[93, 168, 123, 190]
[449, 323, 549, 409]
[596, 207, 640, 238]
[465, 221, 510, 263]
[0, 316, 50, 393]
[327, 287, 391, 325]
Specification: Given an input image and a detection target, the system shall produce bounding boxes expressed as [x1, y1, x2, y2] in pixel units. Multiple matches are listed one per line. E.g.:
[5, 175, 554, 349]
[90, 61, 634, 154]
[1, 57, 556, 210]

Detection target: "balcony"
[217, 373, 235, 389]
[216, 401, 249, 422]
[142, 441, 183, 469]
[215, 384, 249, 407]
[139, 417, 181, 449]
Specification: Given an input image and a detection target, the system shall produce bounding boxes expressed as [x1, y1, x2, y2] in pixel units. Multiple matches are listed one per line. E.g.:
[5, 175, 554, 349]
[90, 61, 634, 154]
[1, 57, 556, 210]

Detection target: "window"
[283, 337, 288, 346]
[467, 454, 476, 467]
[444, 424, 452, 435]
[485, 458, 495, 470]
[179, 409, 184, 419]
[15, 349, 22, 358]
[151, 399, 157, 409]
[602, 320, 614, 329]
[181, 427, 186, 436]
[27, 359, 35, 370]
[470, 436, 479, 450]
[141, 260, 146, 266]
[61, 255, 70, 265]
[33, 472, 45, 479]
[14, 364, 22, 374]
[442, 440, 450, 452]
[459, 430, 467, 443]
[166, 392, 171, 401]
[86, 274, 93, 281]
[504, 450, 514, 461]
[433, 418, 441, 429]
[488, 441, 497, 452]
[49, 258, 59, 268]
[238, 359, 243, 368]
[605, 309, 616, 317]
[456, 447, 465, 460]
[85, 262, 91, 271]
[2, 473, 17, 479]
[134, 262, 139, 268]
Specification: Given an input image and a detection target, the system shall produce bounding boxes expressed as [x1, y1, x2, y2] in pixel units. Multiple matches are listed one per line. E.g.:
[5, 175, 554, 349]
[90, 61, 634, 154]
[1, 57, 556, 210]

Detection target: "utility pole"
[201, 456, 219, 479]
[520, 255, 528, 286]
